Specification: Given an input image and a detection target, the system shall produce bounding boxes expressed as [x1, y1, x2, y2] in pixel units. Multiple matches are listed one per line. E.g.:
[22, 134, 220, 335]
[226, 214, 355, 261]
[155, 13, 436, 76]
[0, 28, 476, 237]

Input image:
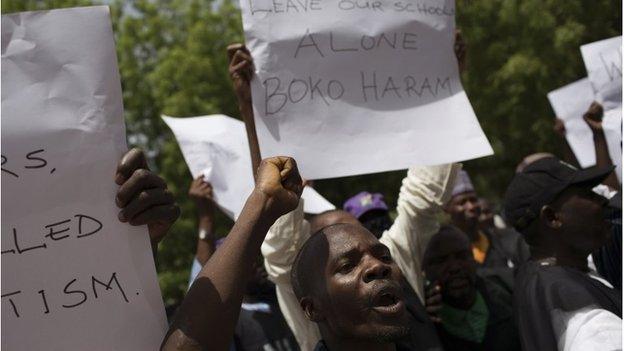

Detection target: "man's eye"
[337, 263, 354, 274]
[380, 254, 393, 263]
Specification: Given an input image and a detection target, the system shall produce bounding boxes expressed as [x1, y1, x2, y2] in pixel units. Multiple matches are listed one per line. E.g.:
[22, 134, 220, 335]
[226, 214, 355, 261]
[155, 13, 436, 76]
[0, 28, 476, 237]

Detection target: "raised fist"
[115, 148, 180, 245]
[255, 156, 304, 220]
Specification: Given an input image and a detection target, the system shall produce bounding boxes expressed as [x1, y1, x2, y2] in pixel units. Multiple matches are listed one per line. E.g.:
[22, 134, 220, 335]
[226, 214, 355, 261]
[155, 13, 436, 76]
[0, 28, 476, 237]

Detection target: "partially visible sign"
[162, 115, 335, 219]
[1, 7, 167, 350]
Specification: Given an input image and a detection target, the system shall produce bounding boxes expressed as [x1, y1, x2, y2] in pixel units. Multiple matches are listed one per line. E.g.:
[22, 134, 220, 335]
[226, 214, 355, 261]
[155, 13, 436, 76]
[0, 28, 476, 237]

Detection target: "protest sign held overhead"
[163, 115, 335, 219]
[1, 7, 167, 350]
[547, 78, 596, 168]
[240, 0, 493, 179]
[581, 36, 622, 110]
[580, 36, 622, 180]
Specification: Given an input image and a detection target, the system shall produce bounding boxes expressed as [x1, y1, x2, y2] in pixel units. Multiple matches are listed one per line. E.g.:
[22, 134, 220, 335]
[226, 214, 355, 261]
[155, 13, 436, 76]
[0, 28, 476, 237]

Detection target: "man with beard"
[422, 225, 520, 351]
[186, 176, 299, 351]
[504, 156, 622, 350]
[445, 170, 529, 290]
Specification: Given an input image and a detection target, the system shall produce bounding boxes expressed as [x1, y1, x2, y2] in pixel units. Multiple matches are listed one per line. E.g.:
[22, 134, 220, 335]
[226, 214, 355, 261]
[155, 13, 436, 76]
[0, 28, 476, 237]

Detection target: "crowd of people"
[102, 32, 621, 351]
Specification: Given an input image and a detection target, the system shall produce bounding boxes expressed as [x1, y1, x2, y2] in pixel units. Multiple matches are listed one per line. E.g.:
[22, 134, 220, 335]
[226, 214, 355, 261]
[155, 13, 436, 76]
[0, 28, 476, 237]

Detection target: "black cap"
[503, 157, 614, 232]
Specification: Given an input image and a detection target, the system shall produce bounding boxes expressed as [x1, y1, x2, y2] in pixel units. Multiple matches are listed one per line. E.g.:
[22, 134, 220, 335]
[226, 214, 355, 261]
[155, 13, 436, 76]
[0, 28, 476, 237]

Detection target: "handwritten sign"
[162, 115, 335, 219]
[240, 0, 492, 179]
[1, 7, 167, 350]
[547, 78, 596, 168]
[581, 36, 622, 111]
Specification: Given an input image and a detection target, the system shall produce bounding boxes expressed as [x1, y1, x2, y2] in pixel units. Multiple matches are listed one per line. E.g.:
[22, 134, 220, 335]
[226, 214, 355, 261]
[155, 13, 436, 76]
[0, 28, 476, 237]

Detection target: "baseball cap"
[343, 191, 388, 219]
[503, 157, 614, 232]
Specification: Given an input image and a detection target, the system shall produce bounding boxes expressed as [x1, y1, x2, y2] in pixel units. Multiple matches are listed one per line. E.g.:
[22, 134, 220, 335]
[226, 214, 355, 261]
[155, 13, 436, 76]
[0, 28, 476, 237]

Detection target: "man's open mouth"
[370, 286, 405, 315]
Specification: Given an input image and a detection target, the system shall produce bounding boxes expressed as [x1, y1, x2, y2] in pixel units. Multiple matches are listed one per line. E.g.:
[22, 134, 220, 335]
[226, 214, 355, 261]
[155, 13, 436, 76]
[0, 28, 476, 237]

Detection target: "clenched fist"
[254, 156, 304, 220]
[115, 148, 180, 245]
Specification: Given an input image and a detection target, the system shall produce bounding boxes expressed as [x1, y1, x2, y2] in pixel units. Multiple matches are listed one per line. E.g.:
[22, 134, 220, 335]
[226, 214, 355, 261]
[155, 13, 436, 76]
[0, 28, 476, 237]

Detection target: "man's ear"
[540, 205, 562, 229]
[301, 297, 324, 323]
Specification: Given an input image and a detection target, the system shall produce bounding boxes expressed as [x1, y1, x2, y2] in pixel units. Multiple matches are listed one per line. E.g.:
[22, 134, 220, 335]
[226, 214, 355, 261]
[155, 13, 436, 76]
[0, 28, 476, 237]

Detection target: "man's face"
[423, 235, 476, 306]
[447, 191, 481, 230]
[554, 186, 612, 253]
[315, 225, 409, 342]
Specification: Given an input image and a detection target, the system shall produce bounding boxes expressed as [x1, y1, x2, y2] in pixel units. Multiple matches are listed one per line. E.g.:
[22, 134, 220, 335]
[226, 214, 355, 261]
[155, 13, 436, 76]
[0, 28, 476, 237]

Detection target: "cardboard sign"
[1, 7, 167, 350]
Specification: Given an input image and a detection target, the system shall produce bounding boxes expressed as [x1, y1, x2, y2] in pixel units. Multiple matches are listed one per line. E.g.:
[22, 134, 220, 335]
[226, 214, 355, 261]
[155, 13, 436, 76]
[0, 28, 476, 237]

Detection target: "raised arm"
[228, 43, 261, 177]
[583, 102, 620, 191]
[379, 164, 461, 301]
[188, 176, 217, 266]
[162, 157, 303, 351]
[261, 200, 322, 350]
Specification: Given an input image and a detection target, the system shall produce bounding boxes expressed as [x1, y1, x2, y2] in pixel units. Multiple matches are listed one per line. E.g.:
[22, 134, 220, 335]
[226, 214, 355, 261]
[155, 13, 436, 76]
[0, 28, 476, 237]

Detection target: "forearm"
[162, 190, 276, 351]
[195, 214, 216, 265]
[593, 131, 620, 190]
[239, 95, 262, 179]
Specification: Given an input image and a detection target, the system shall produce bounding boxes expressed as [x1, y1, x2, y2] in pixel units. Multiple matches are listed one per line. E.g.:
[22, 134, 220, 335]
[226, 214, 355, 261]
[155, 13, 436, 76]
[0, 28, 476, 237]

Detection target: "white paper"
[581, 36, 622, 111]
[240, 0, 493, 179]
[1, 7, 167, 350]
[581, 37, 622, 180]
[162, 115, 335, 219]
[547, 78, 596, 168]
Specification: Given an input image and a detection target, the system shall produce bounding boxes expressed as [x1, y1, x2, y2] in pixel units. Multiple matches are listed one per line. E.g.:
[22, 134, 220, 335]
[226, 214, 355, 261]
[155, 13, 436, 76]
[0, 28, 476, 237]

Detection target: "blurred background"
[3, 0, 621, 308]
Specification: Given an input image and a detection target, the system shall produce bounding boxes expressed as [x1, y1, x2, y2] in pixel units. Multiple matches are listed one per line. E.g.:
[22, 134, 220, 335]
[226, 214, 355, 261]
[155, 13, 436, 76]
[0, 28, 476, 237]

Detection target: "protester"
[343, 192, 393, 238]
[445, 170, 529, 290]
[422, 225, 521, 351]
[228, 41, 460, 350]
[504, 156, 622, 350]
[264, 163, 458, 350]
[186, 176, 299, 351]
[292, 222, 437, 351]
[162, 157, 304, 351]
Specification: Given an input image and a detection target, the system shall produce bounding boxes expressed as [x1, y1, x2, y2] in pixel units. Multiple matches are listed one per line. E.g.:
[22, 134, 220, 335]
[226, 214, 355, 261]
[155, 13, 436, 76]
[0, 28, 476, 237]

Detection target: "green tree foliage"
[2, 0, 621, 306]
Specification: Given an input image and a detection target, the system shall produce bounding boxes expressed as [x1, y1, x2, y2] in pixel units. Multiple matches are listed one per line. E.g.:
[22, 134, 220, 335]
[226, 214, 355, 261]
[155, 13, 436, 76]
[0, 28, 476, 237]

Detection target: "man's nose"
[363, 257, 391, 283]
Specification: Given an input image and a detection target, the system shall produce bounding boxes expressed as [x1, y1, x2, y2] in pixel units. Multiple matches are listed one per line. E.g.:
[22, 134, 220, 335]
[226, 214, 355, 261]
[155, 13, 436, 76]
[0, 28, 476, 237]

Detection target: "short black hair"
[422, 225, 470, 267]
[291, 223, 350, 300]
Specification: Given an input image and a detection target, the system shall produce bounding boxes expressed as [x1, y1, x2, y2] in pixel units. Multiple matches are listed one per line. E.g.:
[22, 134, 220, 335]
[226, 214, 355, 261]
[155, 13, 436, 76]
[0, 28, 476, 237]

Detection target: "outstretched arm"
[162, 157, 303, 351]
[584, 102, 620, 190]
[379, 163, 461, 302]
[228, 43, 261, 178]
[188, 176, 217, 266]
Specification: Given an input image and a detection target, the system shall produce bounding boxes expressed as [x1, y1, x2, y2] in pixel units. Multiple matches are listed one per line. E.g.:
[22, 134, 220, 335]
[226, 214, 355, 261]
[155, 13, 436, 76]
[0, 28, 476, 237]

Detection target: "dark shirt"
[478, 227, 530, 292]
[514, 260, 622, 351]
[435, 276, 521, 351]
[592, 201, 622, 290]
[233, 300, 299, 351]
[313, 340, 412, 351]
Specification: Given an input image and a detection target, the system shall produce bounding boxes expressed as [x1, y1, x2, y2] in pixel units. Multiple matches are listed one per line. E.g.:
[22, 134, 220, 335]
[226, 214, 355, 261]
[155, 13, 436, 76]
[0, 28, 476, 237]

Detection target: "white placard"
[547, 78, 596, 168]
[240, 0, 493, 179]
[1, 7, 167, 350]
[162, 115, 335, 219]
[581, 36, 622, 111]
